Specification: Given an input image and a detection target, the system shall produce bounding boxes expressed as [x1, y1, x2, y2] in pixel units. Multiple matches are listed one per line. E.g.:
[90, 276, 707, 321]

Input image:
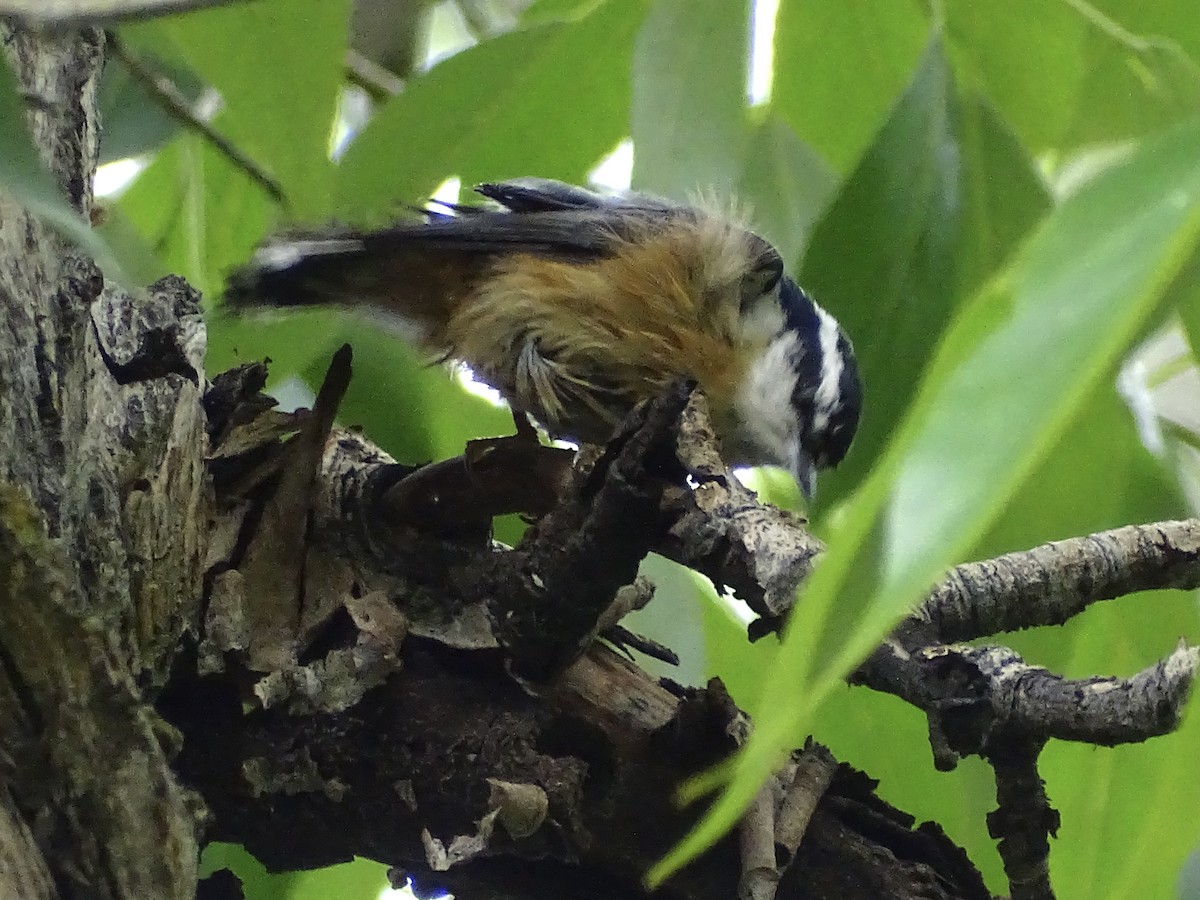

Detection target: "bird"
[224, 178, 862, 498]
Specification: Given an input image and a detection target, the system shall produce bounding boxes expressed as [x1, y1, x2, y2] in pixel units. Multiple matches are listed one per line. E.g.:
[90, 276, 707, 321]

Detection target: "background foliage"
[6, 0, 1200, 897]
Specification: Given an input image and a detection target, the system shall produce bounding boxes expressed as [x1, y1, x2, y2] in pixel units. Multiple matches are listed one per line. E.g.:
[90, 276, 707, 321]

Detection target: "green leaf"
[882, 118, 1200, 617]
[138, 0, 351, 217]
[1175, 273, 1200, 360]
[800, 42, 1051, 507]
[630, 0, 749, 199]
[971, 387, 1181, 565]
[943, 0, 1088, 152]
[735, 113, 837, 267]
[626, 555, 711, 686]
[113, 133, 272, 293]
[650, 110, 1200, 889]
[113, 134, 324, 378]
[1041, 594, 1200, 900]
[772, 0, 929, 173]
[198, 843, 290, 900]
[197, 844, 391, 900]
[286, 856, 392, 899]
[98, 30, 205, 164]
[1085, 0, 1200, 64]
[1062, 11, 1200, 152]
[701, 591, 777, 710]
[336, 1, 648, 218]
[806, 385, 1186, 895]
[92, 202, 171, 287]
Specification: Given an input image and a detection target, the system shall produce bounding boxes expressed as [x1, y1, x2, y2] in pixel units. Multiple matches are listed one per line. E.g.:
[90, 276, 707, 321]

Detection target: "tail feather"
[223, 229, 491, 343]
[225, 236, 369, 309]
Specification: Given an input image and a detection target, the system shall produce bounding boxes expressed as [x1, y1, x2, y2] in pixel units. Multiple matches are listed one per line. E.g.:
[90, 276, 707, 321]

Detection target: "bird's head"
[730, 267, 862, 499]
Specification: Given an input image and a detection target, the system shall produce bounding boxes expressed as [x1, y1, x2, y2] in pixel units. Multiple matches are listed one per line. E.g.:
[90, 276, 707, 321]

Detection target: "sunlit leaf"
[801, 42, 1051, 507]
[630, 0, 749, 199]
[336, 1, 648, 217]
[651, 111, 1200, 889]
[772, 0, 928, 173]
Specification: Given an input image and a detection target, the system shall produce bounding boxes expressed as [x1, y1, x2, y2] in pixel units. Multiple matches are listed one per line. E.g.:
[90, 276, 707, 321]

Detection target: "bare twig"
[105, 30, 287, 206]
[345, 48, 404, 101]
[987, 740, 1058, 900]
[0, 0, 253, 25]
[922, 519, 1200, 641]
[775, 743, 837, 864]
[738, 785, 779, 900]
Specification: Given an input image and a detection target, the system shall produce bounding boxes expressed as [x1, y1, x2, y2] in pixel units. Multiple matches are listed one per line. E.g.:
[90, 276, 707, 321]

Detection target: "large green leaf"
[135, 0, 350, 218]
[1062, 6, 1200, 153]
[942, 0, 1087, 153]
[336, 1, 648, 218]
[651, 113, 1200, 888]
[772, 0, 928, 174]
[630, 0, 750, 199]
[800, 41, 1051, 507]
[735, 113, 837, 267]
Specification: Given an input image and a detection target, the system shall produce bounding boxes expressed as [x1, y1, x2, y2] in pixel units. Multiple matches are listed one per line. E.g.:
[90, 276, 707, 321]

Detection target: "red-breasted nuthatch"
[225, 179, 862, 497]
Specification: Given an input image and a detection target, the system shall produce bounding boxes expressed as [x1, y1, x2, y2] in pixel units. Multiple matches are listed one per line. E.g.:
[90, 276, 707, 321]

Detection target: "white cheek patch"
[810, 303, 844, 433]
[738, 295, 786, 345]
[737, 330, 800, 463]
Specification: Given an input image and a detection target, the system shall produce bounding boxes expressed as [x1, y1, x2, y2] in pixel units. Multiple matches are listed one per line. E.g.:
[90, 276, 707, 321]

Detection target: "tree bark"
[0, 26, 203, 900]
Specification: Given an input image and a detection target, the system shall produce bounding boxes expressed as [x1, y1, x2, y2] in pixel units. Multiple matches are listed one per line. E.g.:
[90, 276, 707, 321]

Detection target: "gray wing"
[225, 180, 680, 312]
[475, 178, 679, 215]
[376, 178, 685, 259]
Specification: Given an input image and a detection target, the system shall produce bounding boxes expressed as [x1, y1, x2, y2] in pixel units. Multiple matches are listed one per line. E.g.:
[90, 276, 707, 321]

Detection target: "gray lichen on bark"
[0, 25, 207, 900]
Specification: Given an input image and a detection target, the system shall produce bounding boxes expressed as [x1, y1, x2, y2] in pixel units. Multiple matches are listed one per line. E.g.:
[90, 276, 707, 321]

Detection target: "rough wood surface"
[0, 26, 204, 900]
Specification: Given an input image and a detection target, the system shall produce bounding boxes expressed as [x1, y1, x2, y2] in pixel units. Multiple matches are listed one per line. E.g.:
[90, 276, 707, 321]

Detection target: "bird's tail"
[224, 227, 483, 344]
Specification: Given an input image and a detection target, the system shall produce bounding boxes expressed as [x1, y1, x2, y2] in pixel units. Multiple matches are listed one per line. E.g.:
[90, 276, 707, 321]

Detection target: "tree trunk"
[0, 26, 204, 900]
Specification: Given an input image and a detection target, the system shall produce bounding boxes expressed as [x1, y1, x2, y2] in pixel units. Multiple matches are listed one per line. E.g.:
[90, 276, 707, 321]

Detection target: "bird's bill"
[791, 444, 817, 501]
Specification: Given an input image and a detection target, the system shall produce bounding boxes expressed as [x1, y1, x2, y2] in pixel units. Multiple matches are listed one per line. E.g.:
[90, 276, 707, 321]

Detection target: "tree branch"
[0, 0, 254, 26]
[921, 520, 1200, 641]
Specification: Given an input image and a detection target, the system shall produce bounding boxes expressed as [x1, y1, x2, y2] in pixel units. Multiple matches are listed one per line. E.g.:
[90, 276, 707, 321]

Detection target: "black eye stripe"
[778, 277, 821, 335]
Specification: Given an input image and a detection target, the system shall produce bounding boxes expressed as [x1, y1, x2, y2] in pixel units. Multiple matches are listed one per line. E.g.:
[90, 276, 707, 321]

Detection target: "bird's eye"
[740, 254, 784, 310]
